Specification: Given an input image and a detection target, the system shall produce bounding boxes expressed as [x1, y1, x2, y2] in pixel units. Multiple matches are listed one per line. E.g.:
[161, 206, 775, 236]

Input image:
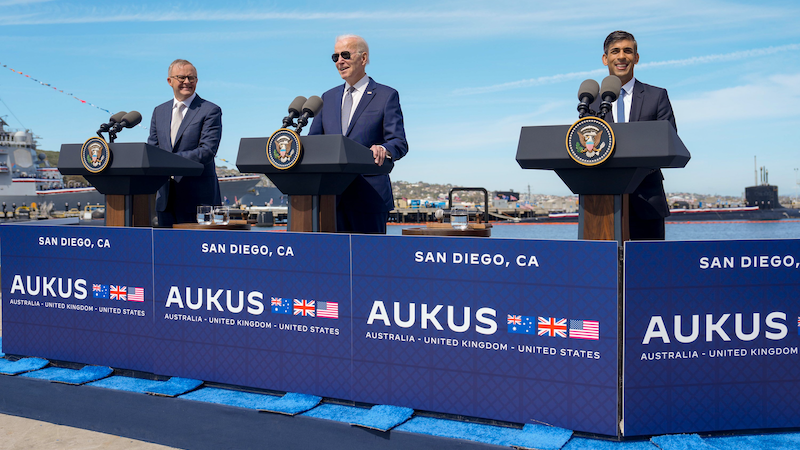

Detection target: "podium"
[516, 120, 690, 243]
[59, 143, 203, 227]
[237, 135, 392, 232]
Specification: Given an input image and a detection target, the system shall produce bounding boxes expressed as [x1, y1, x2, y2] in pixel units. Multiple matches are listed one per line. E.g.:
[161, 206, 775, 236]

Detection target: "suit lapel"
[628, 80, 645, 123]
[161, 103, 174, 151]
[346, 78, 377, 136]
[331, 84, 345, 134]
[173, 96, 201, 149]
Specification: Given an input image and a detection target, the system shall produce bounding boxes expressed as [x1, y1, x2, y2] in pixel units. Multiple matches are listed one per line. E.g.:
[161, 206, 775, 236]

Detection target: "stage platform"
[2, 340, 800, 450]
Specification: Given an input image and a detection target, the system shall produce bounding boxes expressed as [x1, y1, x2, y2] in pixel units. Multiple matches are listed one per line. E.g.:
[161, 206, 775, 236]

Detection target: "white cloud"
[457, 43, 800, 95]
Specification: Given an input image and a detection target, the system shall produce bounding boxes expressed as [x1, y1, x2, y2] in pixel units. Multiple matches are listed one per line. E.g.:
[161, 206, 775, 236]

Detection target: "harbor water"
[381, 220, 800, 241]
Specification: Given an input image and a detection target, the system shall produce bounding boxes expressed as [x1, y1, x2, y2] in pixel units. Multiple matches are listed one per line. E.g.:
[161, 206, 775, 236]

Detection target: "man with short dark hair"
[148, 59, 222, 227]
[308, 35, 408, 234]
[594, 30, 676, 240]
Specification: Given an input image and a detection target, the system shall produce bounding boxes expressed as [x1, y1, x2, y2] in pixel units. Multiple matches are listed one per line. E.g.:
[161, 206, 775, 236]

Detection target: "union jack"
[293, 299, 315, 317]
[537, 317, 567, 338]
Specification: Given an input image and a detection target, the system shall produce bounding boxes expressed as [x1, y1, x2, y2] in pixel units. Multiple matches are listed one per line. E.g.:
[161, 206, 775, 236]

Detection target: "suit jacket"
[148, 95, 222, 216]
[591, 80, 676, 220]
[308, 77, 408, 212]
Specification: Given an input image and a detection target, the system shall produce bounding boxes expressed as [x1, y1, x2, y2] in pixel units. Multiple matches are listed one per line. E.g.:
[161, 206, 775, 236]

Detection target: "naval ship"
[0, 118, 259, 213]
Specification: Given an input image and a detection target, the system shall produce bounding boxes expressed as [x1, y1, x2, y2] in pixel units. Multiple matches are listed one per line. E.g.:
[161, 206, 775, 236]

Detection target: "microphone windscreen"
[577, 79, 599, 103]
[600, 76, 622, 102]
[121, 111, 142, 128]
[288, 96, 307, 115]
[302, 96, 323, 117]
[109, 111, 127, 124]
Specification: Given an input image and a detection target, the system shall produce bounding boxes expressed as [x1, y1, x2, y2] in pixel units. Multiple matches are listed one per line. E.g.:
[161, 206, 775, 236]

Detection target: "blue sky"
[1, 0, 799, 197]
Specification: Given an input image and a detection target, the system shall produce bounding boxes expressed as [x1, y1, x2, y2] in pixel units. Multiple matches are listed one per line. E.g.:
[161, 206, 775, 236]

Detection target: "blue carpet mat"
[350, 404, 414, 431]
[180, 388, 321, 415]
[88, 375, 202, 397]
[0, 357, 48, 375]
[88, 376, 165, 393]
[145, 377, 202, 397]
[704, 433, 800, 450]
[303, 404, 370, 423]
[21, 365, 112, 385]
[395, 417, 572, 449]
[563, 437, 657, 449]
[651, 434, 717, 450]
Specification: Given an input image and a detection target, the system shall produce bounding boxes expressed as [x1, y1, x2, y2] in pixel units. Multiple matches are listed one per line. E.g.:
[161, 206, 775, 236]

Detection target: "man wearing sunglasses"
[148, 59, 223, 227]
[308, 35, 408, 234]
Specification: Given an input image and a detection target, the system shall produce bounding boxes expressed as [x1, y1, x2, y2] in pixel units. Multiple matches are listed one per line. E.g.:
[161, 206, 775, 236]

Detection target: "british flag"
[507, 315, 522, 325]
[110, 285, 127, 301]
[537, 317, 567, 338]
[293, 299, 315, 317]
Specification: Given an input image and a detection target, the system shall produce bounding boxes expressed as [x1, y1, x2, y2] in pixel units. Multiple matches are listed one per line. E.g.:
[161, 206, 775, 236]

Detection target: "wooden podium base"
[105, 194, 155, 227]
[289, 195, 336, 232]
[579, 194, 630, 243]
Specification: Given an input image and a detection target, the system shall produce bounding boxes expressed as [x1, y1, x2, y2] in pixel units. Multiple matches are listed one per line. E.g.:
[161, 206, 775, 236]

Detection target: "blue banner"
[1, 224, 619, 435]
[151, 229, 352, 398]
[1, 224, 155, 370]
[351, 235, 619, 435]
[624, 240, 800, 436]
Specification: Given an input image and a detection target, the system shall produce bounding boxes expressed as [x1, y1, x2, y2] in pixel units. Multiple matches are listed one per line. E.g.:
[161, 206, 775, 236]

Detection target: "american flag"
[293, 299, 315, 317]
[538, 317, 567, 338]
[569, 319, 599, 340]
[316, 301, 339, 319]
[93, 284, 109, 299]
[110, 285, 127, 301]
[127, 287, 145, 302]
[271, 297, 291, 315]
[507, 315, 536, 334]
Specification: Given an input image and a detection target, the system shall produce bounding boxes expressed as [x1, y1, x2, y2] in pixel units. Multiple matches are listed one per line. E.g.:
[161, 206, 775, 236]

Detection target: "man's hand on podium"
[371, 144, 391, 166]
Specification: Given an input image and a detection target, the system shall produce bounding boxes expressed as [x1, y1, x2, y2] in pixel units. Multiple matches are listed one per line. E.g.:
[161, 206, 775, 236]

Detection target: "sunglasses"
[331, 51, 360, 62]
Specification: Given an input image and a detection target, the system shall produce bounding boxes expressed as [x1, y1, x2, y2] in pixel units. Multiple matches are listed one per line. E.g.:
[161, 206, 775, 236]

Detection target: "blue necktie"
[618, 89, 626, 123]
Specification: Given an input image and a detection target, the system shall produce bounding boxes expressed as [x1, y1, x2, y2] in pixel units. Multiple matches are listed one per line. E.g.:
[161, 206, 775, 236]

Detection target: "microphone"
[598, 76, 621, 120]
[295, 96, 323, 133]
[282, 96, 307, 128]
[577, 79, 599, 118]
[112, 111, 142, 132]
[98, 111, 127, 134]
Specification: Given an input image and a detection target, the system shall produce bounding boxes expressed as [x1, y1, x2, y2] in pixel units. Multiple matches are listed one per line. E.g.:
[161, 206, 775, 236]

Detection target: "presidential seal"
[565, 117, 615, 166]
[80, 136, 111, 173]
[266, 128, 302, 170]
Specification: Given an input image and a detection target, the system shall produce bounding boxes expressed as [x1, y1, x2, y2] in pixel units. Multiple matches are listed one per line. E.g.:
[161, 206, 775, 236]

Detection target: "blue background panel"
[624, 240, 800, 436]
[351, 236, 619, 435]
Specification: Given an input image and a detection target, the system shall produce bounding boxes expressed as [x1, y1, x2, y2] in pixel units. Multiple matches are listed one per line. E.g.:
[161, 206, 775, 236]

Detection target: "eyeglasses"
[331, 51, 360, 62]
[171, 75, 197, 82]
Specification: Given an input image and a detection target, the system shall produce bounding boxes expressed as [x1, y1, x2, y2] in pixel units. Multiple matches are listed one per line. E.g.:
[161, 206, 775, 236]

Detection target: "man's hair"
[603, 31, 637, 55]
[335, 34, 370, 65]
[168, 59, 195, 76]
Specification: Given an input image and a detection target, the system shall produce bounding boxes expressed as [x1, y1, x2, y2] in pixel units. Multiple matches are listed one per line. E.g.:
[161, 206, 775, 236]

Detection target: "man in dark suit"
[308, 35, 408, 234]
[593, 31, 676, 240]
[148, 59, 222, 227]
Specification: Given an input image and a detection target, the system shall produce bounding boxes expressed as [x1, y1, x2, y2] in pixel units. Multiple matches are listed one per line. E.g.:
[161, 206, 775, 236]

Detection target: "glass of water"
[450, 207, 468, 230]
[196, 205, 213, 225]
[214, 206, 230, 225]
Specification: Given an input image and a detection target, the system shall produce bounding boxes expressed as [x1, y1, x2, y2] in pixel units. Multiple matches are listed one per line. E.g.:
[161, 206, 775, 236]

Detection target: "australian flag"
[93, 284, 109, 299]
[271, 297, 291, 315]
[507, 314, 537, 334]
